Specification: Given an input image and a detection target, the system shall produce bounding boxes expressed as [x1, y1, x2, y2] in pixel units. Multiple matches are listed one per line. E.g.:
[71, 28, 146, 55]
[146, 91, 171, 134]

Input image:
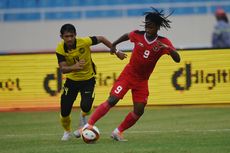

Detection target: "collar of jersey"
[144, 33, 158, 45]
[64, 39, 77, 53]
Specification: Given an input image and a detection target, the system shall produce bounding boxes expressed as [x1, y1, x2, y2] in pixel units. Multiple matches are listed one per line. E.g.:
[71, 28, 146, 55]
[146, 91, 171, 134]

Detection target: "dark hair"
[60, 23, 76, 35]
[144, 7, 173, 30]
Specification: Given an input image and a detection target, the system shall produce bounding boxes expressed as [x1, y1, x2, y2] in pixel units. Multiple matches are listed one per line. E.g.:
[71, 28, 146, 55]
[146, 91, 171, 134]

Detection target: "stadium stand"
[0, 0, 229, 22]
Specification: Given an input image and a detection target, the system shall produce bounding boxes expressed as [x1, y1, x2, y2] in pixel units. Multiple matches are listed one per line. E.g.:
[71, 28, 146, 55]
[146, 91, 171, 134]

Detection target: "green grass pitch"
[0, 106, 230, 153]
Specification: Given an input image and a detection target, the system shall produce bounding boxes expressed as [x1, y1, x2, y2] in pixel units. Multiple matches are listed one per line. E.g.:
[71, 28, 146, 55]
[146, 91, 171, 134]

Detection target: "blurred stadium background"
[0, 0, 230, 52]
[0, 0, 230, 109]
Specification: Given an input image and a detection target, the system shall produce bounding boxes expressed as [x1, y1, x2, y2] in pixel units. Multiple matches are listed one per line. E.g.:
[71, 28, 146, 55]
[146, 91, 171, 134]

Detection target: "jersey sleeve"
[82, 37, 93, 46]
[56, 52, 66, 63]
[55, 42, 66, 63]
[90, 36, 98, 45]
[128, 30, 138, 42]
[56, 42, 65, 55]
[161, 38, 176, 55]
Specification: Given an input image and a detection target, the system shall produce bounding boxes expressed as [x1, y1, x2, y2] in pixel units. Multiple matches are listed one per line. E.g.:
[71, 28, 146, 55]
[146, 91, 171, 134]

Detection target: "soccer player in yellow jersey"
[56, 23, 126, 141]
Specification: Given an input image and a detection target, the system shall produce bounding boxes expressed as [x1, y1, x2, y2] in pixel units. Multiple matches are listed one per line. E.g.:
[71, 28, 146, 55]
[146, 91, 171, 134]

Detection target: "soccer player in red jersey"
[84, 8, 181, 141]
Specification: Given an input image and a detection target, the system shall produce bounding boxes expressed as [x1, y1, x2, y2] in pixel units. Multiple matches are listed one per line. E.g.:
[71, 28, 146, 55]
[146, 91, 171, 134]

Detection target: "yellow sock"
[60, 115, 71, 132]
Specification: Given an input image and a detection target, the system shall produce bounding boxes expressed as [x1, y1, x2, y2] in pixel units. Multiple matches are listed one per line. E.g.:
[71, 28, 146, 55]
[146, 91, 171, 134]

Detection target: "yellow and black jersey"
[56, 36, 97, 81]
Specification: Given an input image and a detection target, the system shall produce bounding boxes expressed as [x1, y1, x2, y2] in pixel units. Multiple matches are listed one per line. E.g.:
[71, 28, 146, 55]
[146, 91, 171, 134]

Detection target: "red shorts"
[110, 72, 149, 103]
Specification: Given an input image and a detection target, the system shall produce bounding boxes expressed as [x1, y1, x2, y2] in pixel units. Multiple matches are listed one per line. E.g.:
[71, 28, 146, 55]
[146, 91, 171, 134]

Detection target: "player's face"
[145, 22, 159, 37]
[61, 32, 76, 47]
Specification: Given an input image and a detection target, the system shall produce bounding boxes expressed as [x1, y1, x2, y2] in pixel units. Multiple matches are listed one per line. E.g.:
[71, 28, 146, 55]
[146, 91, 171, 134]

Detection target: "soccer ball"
[81, 125, 100, 144]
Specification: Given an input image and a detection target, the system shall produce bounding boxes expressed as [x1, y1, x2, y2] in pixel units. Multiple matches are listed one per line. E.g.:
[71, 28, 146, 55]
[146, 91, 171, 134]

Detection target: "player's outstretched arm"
[109, 33, 129, 60]
[111, 33, 129, 52]
[95, 35, 127, 60]
[157, 40, 180, 63]
[96, 36, 113, 49]
[114, 50, 127, 60]
[169, 50, 180, 63]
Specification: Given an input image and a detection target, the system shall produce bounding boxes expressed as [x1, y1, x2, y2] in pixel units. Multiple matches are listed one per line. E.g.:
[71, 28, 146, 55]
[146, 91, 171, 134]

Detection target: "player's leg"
[111, 102, 146, 141]
[79, 77, 96, 126]
[74, 77, 95, 138]
[60, 79, 78, 140]
[87, 95, 119, 126]
[116, 102, 146, 132]
[111, 80, 149, 141]
[87, 76, 129, 126]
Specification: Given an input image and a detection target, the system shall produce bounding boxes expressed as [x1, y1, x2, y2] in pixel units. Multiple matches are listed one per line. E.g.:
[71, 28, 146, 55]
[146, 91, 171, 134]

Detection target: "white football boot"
[61, 131, 72, 141]
[111, 128, 128, 142]
[73, 112, 87, 138]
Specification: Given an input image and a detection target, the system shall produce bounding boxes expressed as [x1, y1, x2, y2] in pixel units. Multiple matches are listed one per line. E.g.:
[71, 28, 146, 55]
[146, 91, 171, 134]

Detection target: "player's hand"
[73, 59, 85, 70]
[110, 46, 117, 54]
[79, 59, 85, 65]
[115, 50, 127, 60]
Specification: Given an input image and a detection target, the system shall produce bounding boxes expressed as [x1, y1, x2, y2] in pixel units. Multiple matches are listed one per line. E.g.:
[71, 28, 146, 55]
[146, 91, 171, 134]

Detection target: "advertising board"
[0, 49, 229, 110]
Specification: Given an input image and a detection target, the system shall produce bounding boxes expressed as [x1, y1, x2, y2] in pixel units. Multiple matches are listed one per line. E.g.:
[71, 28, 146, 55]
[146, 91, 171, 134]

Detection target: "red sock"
[118, 112, 140, 132]
[88, 101, 112, 125]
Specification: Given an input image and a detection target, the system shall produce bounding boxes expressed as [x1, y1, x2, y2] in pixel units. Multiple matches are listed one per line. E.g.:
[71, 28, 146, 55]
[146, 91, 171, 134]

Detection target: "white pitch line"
[126, 128, 230, 134]
[1, 128, 230, 138]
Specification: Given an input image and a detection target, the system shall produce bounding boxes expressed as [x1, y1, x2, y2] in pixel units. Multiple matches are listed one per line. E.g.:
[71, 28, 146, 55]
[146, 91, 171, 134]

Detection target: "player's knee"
[107, 95, 119, 107]
[133, 106, 145, 116]
[80, 99, 93, 113]
[81, 103, 92, 113]
[134, 109, 144, 116]
[133, 102, 146, 116]
[61, 110, 71, 117]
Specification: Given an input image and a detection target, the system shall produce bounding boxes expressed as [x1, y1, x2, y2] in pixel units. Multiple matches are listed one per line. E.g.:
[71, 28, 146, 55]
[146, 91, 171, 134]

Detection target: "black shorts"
[60, 77, 96, 116]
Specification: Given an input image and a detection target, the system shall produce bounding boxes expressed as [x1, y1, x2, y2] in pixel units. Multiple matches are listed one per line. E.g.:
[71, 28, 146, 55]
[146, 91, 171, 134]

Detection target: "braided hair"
[144, 7, 173, 30]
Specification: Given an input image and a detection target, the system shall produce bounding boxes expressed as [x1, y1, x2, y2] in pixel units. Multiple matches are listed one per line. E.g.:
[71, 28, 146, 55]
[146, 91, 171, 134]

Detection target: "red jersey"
[122, 30, 175, 80]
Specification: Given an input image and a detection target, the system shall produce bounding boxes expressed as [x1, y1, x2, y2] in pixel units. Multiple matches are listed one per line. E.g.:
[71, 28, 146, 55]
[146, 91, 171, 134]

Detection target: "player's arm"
[169, 50, 180, 63]
[110, 33, 129, 59]
[111, 33, 129, 53]
[95, 36, 112, 49]
[56, 53, 85, 74]
[157, 40, 181, 63]
[95, 36, 127, 60]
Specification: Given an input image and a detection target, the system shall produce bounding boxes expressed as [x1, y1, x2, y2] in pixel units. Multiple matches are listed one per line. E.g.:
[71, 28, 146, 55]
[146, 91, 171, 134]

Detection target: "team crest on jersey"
[137, 42, 144, 47]
[79, 48, 85, 54]
[152, 46, 159, 52]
